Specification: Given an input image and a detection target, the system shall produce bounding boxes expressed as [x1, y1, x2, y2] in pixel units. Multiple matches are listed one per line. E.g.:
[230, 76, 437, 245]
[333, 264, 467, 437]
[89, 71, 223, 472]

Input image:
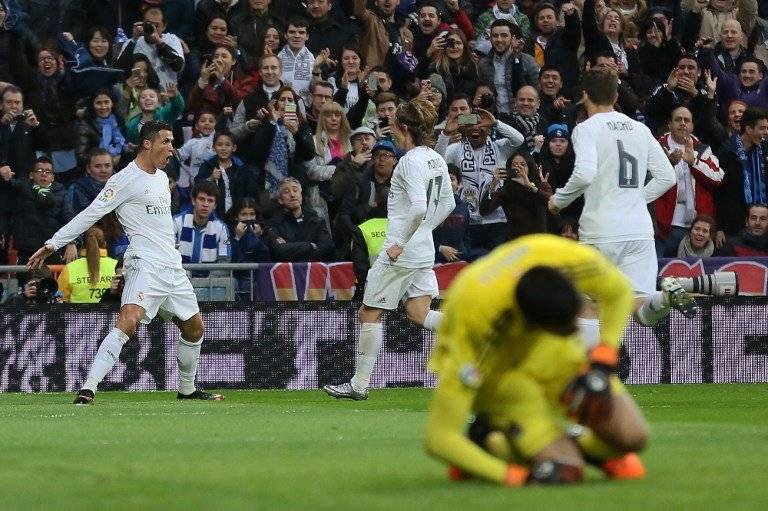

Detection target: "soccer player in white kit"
[548, 69, 696, 336]
[323, 98, 455, 400]
[27, 121, 223, 404]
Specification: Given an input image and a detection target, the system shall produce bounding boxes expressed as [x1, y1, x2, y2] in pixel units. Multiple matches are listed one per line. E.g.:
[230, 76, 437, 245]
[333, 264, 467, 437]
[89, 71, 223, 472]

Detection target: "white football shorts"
[588, 239, 657, 296]
[362, 260, 439, 310]
[121, 258, 200, 324]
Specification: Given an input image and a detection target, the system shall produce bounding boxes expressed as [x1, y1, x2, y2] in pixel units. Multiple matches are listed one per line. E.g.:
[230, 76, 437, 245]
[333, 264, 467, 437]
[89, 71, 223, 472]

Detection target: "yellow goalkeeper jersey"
[425, 234, 634, 484]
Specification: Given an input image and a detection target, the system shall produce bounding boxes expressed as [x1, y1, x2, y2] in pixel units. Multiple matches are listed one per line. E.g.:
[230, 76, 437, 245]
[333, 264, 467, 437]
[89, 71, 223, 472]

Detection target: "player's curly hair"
[395, 97, 438, 147]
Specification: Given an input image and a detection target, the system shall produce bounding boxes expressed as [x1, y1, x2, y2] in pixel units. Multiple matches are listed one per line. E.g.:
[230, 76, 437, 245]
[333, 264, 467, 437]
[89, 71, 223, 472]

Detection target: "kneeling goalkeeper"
[425, 234, 647, 485]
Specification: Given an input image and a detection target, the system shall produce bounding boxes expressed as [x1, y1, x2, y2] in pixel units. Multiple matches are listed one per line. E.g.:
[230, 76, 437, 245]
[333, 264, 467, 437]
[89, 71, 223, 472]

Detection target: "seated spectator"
[125, 85, 185, 144]
[68, 148, 114, 215]
[524, 3, 581, 97]
[479, 149, 553, 240]
[3, 267, 60, 305]
[57, 226, 118, 303]
[477, 20, 539, 116]
[474, 0, 531, 55]
[442, 108, 524, 255]
[76, 89, 127, 167]
[716, 203, 768, 256]
[118, 7, 184, 87]
[715, 107, 768, 237]
[176, 110, 216, 193]
[245, 87, 315, 205]
[0, 0, 38, 93]
[433, 165, 470, 263]
[195, 130, 260, 217]
[678, 214, 717, 257]
[116, 53, 161, 121]
[265, 177, 333, 261]
[428, 28, 479, 98]
[226, 197, 271, 300]
[0, 156, 75, 264]
[28, 46, 79, 183]
[173, 180, 231, 269]
[655, 106, 724, 257]
[59, 28, 125, 99]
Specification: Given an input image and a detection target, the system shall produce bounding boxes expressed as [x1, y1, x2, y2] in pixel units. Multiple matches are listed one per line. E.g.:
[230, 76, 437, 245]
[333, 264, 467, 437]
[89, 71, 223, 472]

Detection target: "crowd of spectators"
[1, 0, 768, 302]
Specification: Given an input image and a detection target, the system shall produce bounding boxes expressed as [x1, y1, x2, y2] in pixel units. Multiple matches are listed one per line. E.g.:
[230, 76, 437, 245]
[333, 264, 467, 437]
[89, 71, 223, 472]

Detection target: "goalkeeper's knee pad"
[527, 460, 585, 484]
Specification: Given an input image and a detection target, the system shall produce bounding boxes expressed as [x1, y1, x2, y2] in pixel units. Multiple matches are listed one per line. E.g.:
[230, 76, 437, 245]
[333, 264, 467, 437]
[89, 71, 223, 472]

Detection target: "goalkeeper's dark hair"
[138, 120, 173, 151]
[516, 266, 581, 335]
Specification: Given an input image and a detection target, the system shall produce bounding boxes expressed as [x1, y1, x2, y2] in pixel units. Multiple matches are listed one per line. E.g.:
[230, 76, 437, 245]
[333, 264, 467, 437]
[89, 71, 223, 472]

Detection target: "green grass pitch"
[0, 384, 766, 511]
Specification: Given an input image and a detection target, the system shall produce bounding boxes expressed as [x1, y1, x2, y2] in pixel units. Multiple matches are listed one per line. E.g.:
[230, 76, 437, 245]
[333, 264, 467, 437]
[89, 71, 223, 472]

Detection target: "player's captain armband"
[98, 187, 117, 203]
[458, 363, 482, 389]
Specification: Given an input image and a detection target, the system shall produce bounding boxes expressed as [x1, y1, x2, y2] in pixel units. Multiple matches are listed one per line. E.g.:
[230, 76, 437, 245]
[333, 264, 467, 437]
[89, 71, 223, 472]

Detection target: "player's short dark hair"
[740, 107, 768, 134]
[138, 121, 172, 150]
[191, 180, 220, 202]
[516, 266, 581, 335]
[447, 164, 462, 183]
[580, 69, 618, 106]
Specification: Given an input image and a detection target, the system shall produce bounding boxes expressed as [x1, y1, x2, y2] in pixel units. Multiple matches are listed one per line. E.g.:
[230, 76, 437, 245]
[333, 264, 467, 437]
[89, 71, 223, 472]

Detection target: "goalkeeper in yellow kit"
[425, 234, 648, 485]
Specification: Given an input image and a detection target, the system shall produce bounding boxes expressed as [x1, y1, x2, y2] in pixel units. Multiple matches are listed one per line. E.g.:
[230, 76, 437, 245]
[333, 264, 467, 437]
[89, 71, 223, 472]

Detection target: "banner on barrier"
[1, 298, 767, 392]
[231, 258, 768, 301]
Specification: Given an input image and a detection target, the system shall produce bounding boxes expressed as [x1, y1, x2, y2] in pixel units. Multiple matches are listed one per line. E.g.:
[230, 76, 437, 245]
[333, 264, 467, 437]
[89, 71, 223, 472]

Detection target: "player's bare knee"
[180, 316, 204, 342]
[358, 305, 382, 324]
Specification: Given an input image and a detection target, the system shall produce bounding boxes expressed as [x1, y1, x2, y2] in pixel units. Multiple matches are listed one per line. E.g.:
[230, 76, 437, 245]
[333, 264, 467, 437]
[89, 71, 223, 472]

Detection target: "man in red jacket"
[655, 106, 724, 256]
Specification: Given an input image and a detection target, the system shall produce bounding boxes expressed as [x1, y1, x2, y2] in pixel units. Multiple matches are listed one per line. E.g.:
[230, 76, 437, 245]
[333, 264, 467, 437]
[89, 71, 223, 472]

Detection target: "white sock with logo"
[177, 337, 202, 395]
[83, 328, 130, 392]
[350, 322, 383, 392]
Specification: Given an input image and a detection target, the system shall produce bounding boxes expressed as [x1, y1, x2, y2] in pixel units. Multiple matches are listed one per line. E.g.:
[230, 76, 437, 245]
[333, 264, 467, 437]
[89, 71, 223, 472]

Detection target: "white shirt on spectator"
[134, 33, 185, 86]
[278, 46, 315, 106]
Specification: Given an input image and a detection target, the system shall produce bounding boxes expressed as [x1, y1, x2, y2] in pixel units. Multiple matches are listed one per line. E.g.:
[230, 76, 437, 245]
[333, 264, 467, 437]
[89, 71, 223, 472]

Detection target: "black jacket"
[195, 157, 261, 218]
[26, 71, 78, 152]
[2, 179, 73, 253]
[265, 207, 334, 261]
[0, 119, 49, 179]
[307, 16, 357, 60]
[523, 9, 582, 96]
[0, 22, 38, 93]
[715, 140, 768, 236]
[242, 120, 315, 189]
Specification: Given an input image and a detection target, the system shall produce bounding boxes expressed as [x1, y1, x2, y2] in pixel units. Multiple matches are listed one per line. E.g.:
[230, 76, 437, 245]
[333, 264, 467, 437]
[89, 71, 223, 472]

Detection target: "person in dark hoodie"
[536, 123, 581, 232]
[58, 27, 125, 100]
[716, 203, 768, 256]
[265, 177, 334, 261]
[67, 148, 114, 215]
[0, 156, 76, 264]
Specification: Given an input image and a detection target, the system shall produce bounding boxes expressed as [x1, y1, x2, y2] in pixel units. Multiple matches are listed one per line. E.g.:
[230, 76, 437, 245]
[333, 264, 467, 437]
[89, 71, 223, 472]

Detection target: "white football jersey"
[552, 111, 675, 243]
[379, 146, 455, 268]
[48, 161, 183, 269]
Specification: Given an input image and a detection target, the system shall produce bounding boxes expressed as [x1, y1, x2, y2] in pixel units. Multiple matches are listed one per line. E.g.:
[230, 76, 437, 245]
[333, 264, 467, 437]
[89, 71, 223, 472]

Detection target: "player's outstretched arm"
[26, 244, 56, 270]
[642, 129, 676, 204]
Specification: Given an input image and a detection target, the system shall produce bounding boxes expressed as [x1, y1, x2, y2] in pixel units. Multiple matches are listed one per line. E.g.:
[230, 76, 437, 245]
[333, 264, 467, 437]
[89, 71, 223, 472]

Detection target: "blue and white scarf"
[734, 134, 767, 205]
[96, 114, 126, 157]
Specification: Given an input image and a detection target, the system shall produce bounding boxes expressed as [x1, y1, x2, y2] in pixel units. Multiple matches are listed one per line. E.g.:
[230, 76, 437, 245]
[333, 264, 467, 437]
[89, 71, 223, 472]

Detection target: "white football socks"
[423, 310, 443, 332]
[350, 322, 383, 392]
[177, 337, 202, 395]
[635, 291, 670, 326]
[577, 318, 601, 349]
[83, 328, 129, 392]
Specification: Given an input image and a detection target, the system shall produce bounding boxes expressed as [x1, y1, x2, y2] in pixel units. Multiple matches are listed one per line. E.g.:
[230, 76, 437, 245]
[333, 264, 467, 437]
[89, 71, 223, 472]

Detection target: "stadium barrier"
[1, 297, 767, 392]
[3, 256, 768, 303]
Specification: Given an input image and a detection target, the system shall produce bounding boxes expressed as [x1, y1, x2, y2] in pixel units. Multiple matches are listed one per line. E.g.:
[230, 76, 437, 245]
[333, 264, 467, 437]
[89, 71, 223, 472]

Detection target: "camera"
[142, 21, 155, 36]
[444, 37, 456, 49]
[479, 94, 495, 110]
[674, 272, 739, 297]
[31, 277, 59, 303]
[14, 110, 29, 122]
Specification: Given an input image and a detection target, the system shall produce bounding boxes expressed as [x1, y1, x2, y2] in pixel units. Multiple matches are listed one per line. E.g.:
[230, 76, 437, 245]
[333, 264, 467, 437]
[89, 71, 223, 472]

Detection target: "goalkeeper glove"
[562, 344, 618, 425]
